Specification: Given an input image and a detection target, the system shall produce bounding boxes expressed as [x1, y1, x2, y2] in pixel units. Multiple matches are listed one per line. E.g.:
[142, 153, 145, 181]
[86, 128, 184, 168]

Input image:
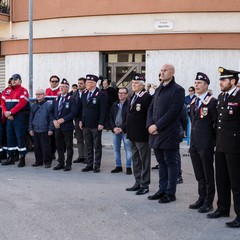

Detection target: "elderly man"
[189, 72, 217, 213]
[79, 74, 107, 173]
[1, 74, 30, 167]
[126, 73, 152, 195]
[51, 78, 77, 171]
[147, 64, 185, 203]
[29, 89, 54, 168]
[207, 67, 240, 228]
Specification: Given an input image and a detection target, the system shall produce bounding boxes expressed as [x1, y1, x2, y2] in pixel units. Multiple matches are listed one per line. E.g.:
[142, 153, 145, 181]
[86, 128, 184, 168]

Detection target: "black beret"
[195, 72, 210, 84]
[60, 78, 69, 85]
[86, 74, 99, 82]
[132, 73, 146, 82]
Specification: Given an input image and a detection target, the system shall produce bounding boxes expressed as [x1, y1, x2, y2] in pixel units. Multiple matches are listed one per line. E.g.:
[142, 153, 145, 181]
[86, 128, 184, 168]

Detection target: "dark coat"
[50, 93, 77, 131]
[190, 93, 218, 149]
[216, 88, 240, 153]
[79, 88, 107, 128]
[109, 99, 129, 133]
[146, 78, 185, 149]
[126, 90, 152, 142]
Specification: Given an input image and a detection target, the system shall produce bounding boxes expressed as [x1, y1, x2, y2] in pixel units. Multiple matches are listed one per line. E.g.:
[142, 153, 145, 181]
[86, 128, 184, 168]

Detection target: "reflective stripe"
[2, 146, 7, 150]
[7, 147, 18, 150]
[2, 95, 5, 100]
[5, 99, 20, 102]
[20, 95, 29, 101]
[18, 147, 27, 151]
[0, 148, 3, 152]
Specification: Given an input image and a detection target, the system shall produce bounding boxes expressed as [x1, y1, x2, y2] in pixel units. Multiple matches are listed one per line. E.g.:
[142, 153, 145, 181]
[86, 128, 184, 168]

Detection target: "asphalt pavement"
[0, 131, 238, 240]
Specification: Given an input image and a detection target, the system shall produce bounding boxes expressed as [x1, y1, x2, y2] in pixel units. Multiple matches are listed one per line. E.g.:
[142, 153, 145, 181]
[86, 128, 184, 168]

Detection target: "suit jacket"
[126, 90, 152, 142]
[80, 88, 107, 128]
[216, 88, 240, 153]
[190, 93, 218, 149]
[109, 99, 129, 133]
[51, 93, 77, 131]
[147, 78, 185, 149]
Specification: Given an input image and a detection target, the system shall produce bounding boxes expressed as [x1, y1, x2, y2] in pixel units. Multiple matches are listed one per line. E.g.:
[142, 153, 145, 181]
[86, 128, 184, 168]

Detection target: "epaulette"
[202, 95, 213, 105]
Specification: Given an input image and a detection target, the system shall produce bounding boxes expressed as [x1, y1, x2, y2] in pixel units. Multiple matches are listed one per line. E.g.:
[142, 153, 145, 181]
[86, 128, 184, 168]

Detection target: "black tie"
[58, 96, 65, 115]
[131, 95, 137, 107]
[194, 97, 200, 112]
[87, 92, 92, 102]
[224, 93, 229, 101]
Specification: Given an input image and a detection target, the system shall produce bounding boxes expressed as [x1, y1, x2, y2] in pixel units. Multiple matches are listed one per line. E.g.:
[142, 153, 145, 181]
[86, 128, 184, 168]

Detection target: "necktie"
[131, 95, 137, 107]
[87, 92, 92, 102]
[58, 96, 65, 115]
[194, 97, 200, 112]
[224, 93, 229, 101]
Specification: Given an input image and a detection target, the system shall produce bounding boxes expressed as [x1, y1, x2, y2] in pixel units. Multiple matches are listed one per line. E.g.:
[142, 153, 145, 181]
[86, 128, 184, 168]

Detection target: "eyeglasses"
[36, 93, 44, 95]
[118, 92, 127, 94]
[51, 81, 59, 83]
[189, 90, 194, 92]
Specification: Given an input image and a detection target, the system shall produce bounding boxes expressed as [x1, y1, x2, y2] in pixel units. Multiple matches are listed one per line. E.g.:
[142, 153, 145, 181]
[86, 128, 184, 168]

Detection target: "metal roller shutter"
[0, 57, 5, 91]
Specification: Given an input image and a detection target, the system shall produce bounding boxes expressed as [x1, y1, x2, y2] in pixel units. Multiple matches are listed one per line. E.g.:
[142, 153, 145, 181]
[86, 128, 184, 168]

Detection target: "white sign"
[154, 20, 174, 31]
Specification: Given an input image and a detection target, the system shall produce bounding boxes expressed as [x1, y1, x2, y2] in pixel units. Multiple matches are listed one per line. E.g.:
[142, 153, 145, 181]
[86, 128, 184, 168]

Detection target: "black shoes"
[126, 168, 132, 175]
[207, 210, 229, 219]
[93, 167, 100, 173]
[45, 165, 51, 168]
[177, 176, 183, 184]
[32, 163, 43, 167]
[82, 166, 93, 172]
[73, 158, 86, 163]
[136, 188, 149, 195]
[53, 164, 65, 170]
[111, 166, 123, 173]
[152, 164, 159, 170]
[63, 165, 71, 171]
[198, 204, 213, 213]
[189, 199, 204, 209]
[226, 218, 240, 228]
[126, 184, 140, 191]
[148, 191, 166, 200]
[158, 194, 176, 203]
[1, 156, 15, 166]
[17, 156, 25, 167]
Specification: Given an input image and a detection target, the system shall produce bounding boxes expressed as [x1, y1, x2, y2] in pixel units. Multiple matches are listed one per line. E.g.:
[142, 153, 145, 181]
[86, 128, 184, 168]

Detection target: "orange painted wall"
[2, 33, 240, 56]
[12, 0, 240, 22]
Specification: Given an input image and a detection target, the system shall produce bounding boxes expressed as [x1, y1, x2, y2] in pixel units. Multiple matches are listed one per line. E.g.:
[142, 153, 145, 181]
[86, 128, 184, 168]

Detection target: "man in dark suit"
[72, 77, 87, 163]
[51, 78, 77, 171]
[79, 74, 107, 173]
[207, 67, 240, 228]
[147, 64, 185, 203]
[189, 72, 217, 213]
[126, 73, 152, 195]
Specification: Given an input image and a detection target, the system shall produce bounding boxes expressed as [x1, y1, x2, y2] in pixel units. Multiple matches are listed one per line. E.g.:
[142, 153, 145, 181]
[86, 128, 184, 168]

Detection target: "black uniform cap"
[195, 72, 210, 85]
[218, 67, 240, 80]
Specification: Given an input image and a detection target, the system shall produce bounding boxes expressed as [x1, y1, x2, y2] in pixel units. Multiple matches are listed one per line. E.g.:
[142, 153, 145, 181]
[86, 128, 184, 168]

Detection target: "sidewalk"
[0, 131, 237, 240]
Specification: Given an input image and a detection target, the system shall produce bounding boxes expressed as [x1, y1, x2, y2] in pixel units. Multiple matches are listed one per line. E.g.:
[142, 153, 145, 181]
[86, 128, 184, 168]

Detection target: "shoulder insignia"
[202, 95, 213, 105]
[95, 92, 99, 96]
[232, 88, 239, 97]
[139, 91, 147, 97]
[190, 98, 196, 105]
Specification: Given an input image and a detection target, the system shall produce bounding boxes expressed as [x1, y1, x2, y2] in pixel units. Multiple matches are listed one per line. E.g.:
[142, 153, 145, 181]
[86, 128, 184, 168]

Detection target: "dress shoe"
[158, 194, 176, 203]
[45, 165, 51, 168]
[177, 176, 183, 184]
[53, 164, 65, 170]
[93, 167, 100, 173]
[1, 157, 15, 166]
[126, 168, 132, 175]
[148, 191, 166, 200]
[63, 165, 71, 171]
[207, 210, 229, 219]
[73, 158, 85, 163]
[198, 204, 213, 213]
[136, 188, 149, 195]
[151, 164, 159, 170]
[126, 184, 140, 191]
[32, 163, 43, 167]
[189, 199, 204, 209]
[226, 218, 240, 228]
[82, 166, 93, 172]
[111, 166, 123, 173]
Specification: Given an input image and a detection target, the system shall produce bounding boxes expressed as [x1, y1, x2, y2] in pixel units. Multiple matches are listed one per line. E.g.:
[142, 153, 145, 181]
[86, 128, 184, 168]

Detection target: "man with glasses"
[1, 74, 30, 167]
[29, 89, 53, 168]
[110, 87, 132, 175]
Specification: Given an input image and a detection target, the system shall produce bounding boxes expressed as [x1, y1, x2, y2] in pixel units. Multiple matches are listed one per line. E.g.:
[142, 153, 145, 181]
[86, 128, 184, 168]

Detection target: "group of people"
[0, 63, 240, 228]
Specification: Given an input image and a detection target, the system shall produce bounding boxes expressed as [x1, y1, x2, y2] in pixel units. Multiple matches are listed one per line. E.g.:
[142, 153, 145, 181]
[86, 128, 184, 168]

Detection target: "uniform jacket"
[126, 90, 152, 142]
[146, 78, 185, 149]
[29, 100, 54, 133]
[50, 93, 77, 131]
[190, 93, 218, 149]
[109, 99, 129, 133]
[216, 88, 240, 153]
[79, 88, 107, 128]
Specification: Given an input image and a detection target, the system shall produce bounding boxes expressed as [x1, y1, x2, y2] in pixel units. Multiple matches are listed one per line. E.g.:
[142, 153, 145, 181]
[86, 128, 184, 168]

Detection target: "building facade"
[0, 0, 240, 96]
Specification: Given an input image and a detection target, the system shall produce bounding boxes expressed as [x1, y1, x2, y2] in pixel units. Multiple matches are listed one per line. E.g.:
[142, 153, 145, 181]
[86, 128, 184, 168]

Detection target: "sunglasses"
[51, 81, 59, 83]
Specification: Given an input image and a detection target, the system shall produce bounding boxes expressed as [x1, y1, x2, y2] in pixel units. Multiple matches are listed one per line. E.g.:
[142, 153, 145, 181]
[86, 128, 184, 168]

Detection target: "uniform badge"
[136, 104, 141, 111]
[92, 98, 97, 104]
[202, 107, 208, 117]
[229, 110, 233, 115]
[65, 102, 69, 108]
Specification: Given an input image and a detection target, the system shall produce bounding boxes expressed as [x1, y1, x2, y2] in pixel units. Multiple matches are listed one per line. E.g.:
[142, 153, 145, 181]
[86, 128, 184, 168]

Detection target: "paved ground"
[0, 131, 238, 240]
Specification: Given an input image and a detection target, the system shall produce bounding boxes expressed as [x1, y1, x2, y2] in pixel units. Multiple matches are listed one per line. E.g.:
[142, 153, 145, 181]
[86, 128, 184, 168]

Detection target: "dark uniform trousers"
[215, 152, 240, 216]
[75, 118, 87, 159]
[189, 148, 215, 204]
[154, 149, 178, 195]
[33, 132, 52, 166]
[131, 141, 151, 189]
[83, 127, 102, 168]
[55, 129, 73, 166]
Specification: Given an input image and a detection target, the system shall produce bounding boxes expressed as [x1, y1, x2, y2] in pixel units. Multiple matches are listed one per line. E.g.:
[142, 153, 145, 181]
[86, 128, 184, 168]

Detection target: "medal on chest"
[136, 103, 141, 111]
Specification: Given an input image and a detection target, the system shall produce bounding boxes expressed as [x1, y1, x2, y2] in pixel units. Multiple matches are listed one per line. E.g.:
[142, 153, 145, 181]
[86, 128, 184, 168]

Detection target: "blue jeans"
[112, 133, 132, 168]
